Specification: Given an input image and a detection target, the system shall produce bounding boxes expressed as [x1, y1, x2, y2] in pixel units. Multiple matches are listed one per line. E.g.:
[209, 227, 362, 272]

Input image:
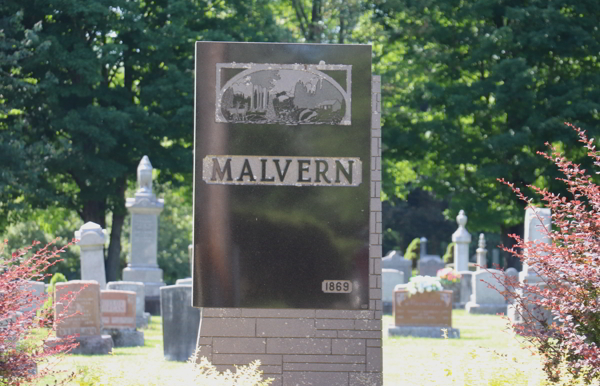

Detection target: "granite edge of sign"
[193, 74, 383, 386]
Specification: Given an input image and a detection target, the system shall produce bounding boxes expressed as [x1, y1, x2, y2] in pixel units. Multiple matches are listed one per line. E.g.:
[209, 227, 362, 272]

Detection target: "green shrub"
[39, 272, 67, 319]
[442, 242, 455, 263]
[404, 238, 420, 268]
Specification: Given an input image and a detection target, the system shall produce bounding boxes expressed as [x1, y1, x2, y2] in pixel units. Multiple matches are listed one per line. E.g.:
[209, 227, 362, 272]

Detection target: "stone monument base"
[47, 335, 113, 355]
[465, 302, 507, 315]
[387, 325, 460, 339]
[137, 312, 151, 328]
[145, 296, 161, 316]
[382, 301, 392, 314]
[103, 328, 144, 347]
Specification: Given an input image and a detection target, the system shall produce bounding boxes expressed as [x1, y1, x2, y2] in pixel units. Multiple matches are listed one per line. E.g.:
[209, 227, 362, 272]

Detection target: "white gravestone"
[466, 235, 507, 314]
[509, 208, 552, 323]
[122, 156, 165, 304]
[505, 267, 519, 304]
[20, 280, 46, 312]
[382, 250, 411, 284]
[382, 269, 404, 313]
[520, 207, 551, 284]
[452, 210, 471, 272]
[492, 249, 500, 268]
[75, 222, 107, 289]
[476, 233, 487, 269]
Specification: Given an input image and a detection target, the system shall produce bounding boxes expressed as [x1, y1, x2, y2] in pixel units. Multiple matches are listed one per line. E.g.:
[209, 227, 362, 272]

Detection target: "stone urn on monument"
[122, 156, 165, 315]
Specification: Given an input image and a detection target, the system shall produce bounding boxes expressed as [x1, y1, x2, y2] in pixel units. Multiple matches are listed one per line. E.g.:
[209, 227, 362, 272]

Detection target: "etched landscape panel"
[216, 63, 351, 125]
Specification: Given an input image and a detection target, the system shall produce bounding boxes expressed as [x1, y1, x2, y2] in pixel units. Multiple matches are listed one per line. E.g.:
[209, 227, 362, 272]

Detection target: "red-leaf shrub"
[0, 239, 78, 385]
[497, 123, 600, 382]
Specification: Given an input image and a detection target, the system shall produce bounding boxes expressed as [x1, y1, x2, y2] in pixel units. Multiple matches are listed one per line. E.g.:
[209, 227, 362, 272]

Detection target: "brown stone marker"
[54, 280, 102, 337]
[393, 289, 453, 327]
[100, 290, 136, 329]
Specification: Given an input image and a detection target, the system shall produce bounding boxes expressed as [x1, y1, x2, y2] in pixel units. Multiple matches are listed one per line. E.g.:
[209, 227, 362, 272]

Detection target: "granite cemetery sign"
[192, 42, 383, 385]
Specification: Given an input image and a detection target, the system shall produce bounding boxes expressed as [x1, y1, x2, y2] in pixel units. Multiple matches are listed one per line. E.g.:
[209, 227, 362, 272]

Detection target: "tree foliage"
[0, 240, 78, 385]
[374, 0, 600, 239]
[497, 125, 600, 382]
[1, 0, 290, 281]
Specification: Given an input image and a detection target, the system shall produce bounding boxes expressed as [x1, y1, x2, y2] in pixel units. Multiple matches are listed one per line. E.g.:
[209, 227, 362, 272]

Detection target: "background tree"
[373, 0, 600, 265]
[275, 0, 365, 43]
[1, 0, 290, 281]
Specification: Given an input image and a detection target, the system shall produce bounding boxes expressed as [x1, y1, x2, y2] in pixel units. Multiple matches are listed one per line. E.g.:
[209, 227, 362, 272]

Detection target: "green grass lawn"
[36, 318, 191, 385]
[35, 311, 547, 385]
[383, 310, 546, 385]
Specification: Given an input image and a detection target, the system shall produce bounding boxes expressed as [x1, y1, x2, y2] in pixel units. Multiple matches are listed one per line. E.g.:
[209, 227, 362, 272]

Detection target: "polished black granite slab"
[193, 42, 371, 309]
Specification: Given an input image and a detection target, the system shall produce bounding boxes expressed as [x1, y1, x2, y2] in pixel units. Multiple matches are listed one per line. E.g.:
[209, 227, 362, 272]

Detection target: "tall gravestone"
[520, 207, 551, 284]
[122, 156, 165, 315]
[75, 222, 107, 289]
[509, 207, 552, 324]
[452, 210, 471, 272]
[193, 42, 383, 386]
[492, 249, 501, 268]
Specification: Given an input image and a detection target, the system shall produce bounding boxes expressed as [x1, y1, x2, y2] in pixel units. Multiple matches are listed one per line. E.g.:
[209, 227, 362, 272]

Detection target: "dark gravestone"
[417, 256, 445, 277]
[382, 250, 411, 284]
[193, 42, 372, 309]
[161, 285, 200, 361]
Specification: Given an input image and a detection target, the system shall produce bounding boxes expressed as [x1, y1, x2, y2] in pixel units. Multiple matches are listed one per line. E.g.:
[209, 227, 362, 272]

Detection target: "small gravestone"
[382, 250, 411, 284]
[389, 289, 459, 338]
[75, 222, 107, 289]
[101, 290, 144, 347]
[20, 280, 46, 312]
[51, 280, 113, 354]
[417, 238, 445, 277]
[505, 267, 519, 304]
[382, 269, 404, 313]
[175, 278, 192, 286]
[106, 281, 150, 328]
[466, 270, 507, 314]
[161, 285, 200, 361]
[418, 256, 445, 277]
